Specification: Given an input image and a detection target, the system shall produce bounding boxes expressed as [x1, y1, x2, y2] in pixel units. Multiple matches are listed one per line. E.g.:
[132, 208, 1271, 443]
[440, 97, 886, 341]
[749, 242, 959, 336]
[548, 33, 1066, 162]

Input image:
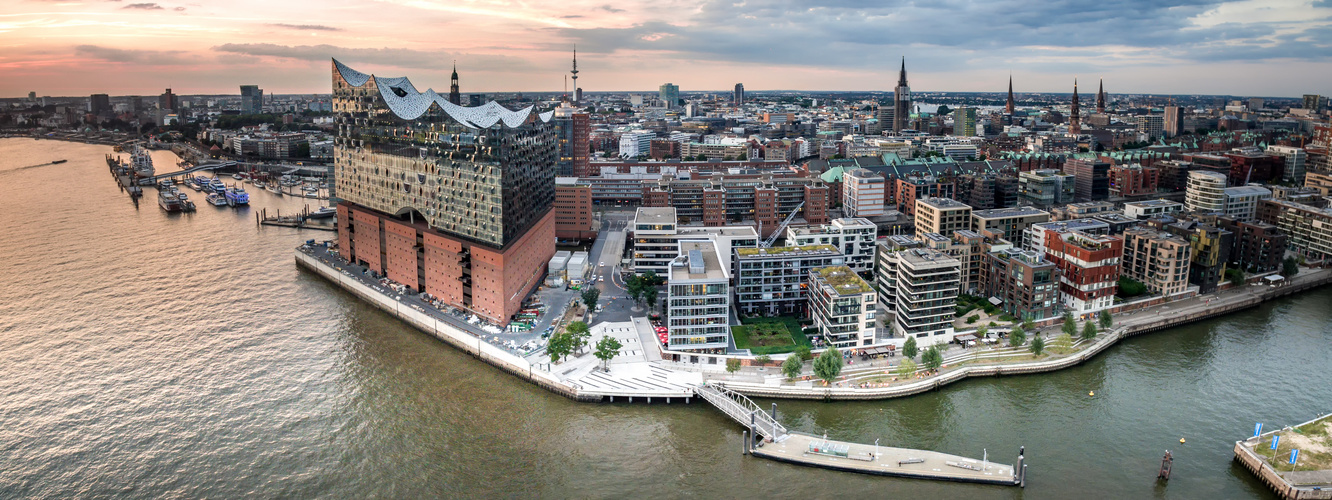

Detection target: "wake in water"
[0, 161, 62, 175]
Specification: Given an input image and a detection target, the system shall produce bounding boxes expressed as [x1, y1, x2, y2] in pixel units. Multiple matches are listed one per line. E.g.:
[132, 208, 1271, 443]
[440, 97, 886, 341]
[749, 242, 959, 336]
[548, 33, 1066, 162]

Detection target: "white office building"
[785, 217, 878, 273]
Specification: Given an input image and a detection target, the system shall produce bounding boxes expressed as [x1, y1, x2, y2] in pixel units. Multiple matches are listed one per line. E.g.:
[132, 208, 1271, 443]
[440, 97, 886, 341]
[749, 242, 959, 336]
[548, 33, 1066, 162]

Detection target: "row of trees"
[624, 272, 663, 312]
[547, 320, 624, 372]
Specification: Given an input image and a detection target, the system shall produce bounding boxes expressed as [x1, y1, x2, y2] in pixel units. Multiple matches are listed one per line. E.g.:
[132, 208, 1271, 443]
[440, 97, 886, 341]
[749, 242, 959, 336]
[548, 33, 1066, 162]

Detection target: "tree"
[1282, 257, 1299, 278]
[1008, 325, 1026, 347]
[895, 358, 919, 379]
[581, 287, 601, 312]
[755, 354, 772, 366]
[1022, 316, 1035, 333]
[922, 345, 943, 372]
[794, 345, 813, 362]
[937, 104, 953, 116]
[547, 331, 572, 363]
[1098, 310, 1113, 330]
[813, 347, 844, 385]
[626, 275, 644, 306]
[566, 321, 591, 354]
[782, 355, 802, 380]
[1061, 311, 1077, 336]
[1117, 276, 1147, 297]
[1082, 321, 1098, 341]
[902, 336, 919, 359]
[975, 324, 988, 339]
[1030, 335, 1045, 356]
[726, 358, 742, 374]
[642, 286, 659, 312]
[1052, 333, 1075, 353]
[594, 335, 622, 372]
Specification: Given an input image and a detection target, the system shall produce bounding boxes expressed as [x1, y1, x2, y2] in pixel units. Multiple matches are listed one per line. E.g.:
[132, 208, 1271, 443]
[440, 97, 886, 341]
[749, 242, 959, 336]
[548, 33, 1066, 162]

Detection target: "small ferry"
[232, 173, 244, 181]
[206, 192, 228, 206]
[158, 190, 183, 213]
[51, 159, 68, 164]
[307, 206, 337, 219]
[157, 179, 174, 190]
[208, 178, 227, 193]
[176, 192, 188, 202]
[225, 187, 250, 207]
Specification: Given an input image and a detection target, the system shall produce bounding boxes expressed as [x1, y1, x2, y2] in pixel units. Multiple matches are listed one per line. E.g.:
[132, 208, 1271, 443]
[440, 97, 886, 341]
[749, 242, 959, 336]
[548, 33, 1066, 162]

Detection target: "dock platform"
[752, 432, 1021, 486]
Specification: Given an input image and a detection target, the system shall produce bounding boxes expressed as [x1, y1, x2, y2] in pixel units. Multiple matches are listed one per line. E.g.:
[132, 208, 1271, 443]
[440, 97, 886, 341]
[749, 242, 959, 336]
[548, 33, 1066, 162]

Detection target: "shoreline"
[296, 247, 1332, 402]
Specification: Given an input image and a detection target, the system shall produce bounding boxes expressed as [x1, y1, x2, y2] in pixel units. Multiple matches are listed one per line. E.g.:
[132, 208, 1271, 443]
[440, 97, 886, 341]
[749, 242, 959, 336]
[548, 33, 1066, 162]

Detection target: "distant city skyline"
[2, 0, 1330, 97]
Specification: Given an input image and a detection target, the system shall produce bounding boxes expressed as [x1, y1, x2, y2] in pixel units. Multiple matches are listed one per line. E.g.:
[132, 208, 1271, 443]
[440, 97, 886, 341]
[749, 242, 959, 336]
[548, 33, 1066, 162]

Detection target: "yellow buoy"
[1089, 391, 1095, 397]
[1180, 438, 1186, 444]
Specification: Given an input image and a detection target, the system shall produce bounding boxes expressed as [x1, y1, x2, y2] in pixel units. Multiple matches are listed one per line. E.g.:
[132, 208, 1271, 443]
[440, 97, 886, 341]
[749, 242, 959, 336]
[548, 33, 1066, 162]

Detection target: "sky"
[1, 0, 1330, 97]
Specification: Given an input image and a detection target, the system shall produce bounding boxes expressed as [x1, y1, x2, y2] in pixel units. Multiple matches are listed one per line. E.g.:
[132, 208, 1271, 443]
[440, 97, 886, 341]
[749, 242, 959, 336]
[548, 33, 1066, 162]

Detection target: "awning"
[988, 297, 1003, 306]
[955, 333, 978, 343]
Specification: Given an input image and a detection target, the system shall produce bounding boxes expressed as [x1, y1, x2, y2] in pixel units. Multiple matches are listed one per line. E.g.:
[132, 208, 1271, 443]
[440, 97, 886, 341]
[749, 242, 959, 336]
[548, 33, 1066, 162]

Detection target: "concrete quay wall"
[1234, 440, 1332, 500]
[295, 251, 596, 402]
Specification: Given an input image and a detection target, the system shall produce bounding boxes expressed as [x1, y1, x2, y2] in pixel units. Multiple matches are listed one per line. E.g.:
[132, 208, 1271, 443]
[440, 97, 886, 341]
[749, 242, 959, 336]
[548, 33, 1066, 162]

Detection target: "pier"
[257, 207, 335, 231]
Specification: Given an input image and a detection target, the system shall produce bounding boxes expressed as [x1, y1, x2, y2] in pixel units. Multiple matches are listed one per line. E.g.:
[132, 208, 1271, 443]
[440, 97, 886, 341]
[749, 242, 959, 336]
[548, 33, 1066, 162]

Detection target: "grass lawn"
[733, 316, 812, 355]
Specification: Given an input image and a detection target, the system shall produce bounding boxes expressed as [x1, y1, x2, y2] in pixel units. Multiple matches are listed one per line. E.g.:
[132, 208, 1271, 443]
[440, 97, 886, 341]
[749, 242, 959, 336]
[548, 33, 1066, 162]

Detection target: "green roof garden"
[737, 244, 837, 257]
[813, 265, 873, 295]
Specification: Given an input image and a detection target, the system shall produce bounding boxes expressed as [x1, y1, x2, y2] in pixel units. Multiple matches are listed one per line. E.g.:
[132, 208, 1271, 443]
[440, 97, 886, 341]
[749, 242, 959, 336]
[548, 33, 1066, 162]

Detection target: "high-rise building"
[979, 248, 1061, 321]
[330, 59, 556, 324]
[666, 241, 731, 352]
[1064, 157, 1111, 201]
[954, 106, 977, 137]
[239, 85, 263, 114]
[27, 91, 36, 100]
[1069, 79, 1081, 135]
[659, 83, 679, 108]
[1304, 94, 1323, 111]
[618, 130, 654, 158]
[554, 177, 594, 242]
[158, 88, 179, 111]
[1137, 115, 1164, 139]
[1258, 199, 1332, 261]
[893, 58, 912, 133]
[733, 83, 744, 105]
[1164, 106, 1184, 138]
[89, 94, 111, 116]
[809, 265, 879, 348]
[448, 62, 461, 105]
[552, 102, 589, 176]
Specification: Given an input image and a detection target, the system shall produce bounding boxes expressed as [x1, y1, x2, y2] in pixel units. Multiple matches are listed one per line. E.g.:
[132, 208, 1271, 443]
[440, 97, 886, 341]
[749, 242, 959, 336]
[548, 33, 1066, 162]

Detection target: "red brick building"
[649, 139, 680, 160]
[895, 175, 955, 218]
[1108, 163, 1160, 197]
[555, 178, 595, 242]
[1223, 149, 1285, 185]
[1042, 230, 1123, 314]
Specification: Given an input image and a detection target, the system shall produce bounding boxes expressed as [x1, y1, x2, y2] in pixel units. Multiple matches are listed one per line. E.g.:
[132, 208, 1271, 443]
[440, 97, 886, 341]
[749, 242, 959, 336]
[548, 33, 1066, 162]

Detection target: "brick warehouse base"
[337, 202, 555, 325]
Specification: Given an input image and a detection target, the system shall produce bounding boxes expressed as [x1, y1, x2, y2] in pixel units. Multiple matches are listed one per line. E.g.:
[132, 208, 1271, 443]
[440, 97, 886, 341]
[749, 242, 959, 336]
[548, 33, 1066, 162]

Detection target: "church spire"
[898, 56, 908, 87]
[448, 60, 461, 105]
[1096, 78, 1106, 114]
[1006, 74, 1014, 115]
[1069, 78, 1081, 135]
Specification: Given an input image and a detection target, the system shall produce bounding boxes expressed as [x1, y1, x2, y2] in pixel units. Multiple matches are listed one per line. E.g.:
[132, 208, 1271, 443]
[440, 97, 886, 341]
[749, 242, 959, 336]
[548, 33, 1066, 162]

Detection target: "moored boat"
[158, 190, 183, 212]
[225, 186, 250, 207]
[206, 193, 228, 206]
[307, 206, 337, 219]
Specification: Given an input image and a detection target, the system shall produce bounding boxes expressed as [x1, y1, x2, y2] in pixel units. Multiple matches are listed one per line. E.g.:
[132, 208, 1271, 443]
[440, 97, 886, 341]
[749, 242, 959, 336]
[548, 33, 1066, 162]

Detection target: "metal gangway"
[695, 383, 788, 441]
[140, 160, 237, 184]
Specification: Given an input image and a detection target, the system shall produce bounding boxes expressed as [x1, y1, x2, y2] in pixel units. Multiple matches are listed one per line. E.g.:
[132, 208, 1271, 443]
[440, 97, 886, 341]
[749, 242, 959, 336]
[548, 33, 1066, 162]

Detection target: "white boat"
[307, 206, 337, 219]
[232, 173, 244, 180]
[130, 146, 154, 177]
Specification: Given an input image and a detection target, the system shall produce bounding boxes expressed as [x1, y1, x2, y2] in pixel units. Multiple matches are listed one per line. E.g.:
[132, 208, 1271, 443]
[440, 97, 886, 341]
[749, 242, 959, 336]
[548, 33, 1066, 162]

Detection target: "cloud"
[552, 0, 1332, 70]
[209, 43, 531, 72]
[121, 2, 163, 9]
[173, 6, 184, 10]
[268, 23, 341, 31]
[75, 44, 192, 65]
[597, 4, 624, 13]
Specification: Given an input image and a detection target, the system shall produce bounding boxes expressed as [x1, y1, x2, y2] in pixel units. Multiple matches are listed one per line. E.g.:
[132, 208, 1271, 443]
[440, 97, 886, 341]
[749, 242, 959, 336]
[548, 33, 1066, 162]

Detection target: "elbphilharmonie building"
[331, 59, 556, 324]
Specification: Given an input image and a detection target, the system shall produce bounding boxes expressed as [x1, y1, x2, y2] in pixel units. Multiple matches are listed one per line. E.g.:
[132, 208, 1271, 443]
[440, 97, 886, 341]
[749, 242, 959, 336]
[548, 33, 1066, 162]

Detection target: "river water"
[1, 138, 1329, 499]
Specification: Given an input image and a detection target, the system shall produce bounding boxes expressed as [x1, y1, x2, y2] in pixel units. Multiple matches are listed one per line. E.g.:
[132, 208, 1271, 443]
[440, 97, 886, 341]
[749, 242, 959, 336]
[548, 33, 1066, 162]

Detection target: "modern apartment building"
[896, 175, 956, 217]
[916, 230, 988, 294]
[1042, 231, 1123, 314]
[979, 248, 1061, 321]
[629, 207, 759, 278]
[1257, 199, 1332, 261]
[1019, 169, 1076, 207]
[1025, 218, 1111, 255]
[1185, 170, 1229, 214]
[552, 102, 590, 176]
[1222, 185, 1272, 221]
[640, 172, 829, 233]
[971, 207, 1051, 247]
[808, 265, 878, 348]
[875, 235, 923, 327]
[331, 60, 555, 324]
[666, 241, 731, 352]
[843, 168, 886, 217]
[914, 197, 973, 238]
[733, 245, 845, 316]
[1120, 227, 1192, 297]
[890, 249, 961, 345]
[785, 218, 878, 273]
[1124, 200, 1184, 220]
[1213, 216, 1288, 273]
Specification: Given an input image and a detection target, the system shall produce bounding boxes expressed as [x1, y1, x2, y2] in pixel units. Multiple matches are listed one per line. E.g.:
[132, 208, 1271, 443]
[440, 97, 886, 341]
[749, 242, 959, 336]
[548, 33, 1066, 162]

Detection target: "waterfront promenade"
[754, 432, 1020, 486]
